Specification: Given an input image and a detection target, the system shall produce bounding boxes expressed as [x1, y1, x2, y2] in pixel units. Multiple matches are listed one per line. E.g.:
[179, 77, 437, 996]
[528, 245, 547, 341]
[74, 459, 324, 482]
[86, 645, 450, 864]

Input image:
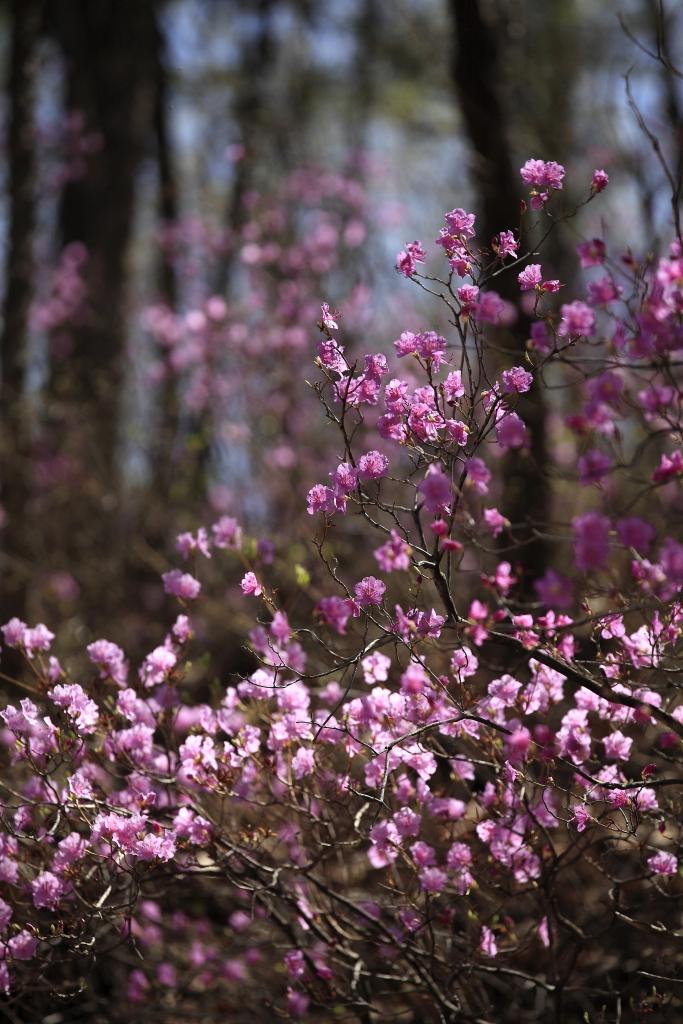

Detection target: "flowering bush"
[1, 160, 682, 1022]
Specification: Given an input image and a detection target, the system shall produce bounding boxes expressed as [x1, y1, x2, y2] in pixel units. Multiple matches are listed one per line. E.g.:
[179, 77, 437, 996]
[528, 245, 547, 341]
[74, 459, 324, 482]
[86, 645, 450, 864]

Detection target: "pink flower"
[240, 572, 262, 597]
[31, 870, 67, 911]
[445, 419, 469, 446]
[287, 988, 310, 1017]
[316, 596, 353, 635]
[483, 508, 509, 537]
[8, 930, 37, 960]
[162, 570, 201, 600]
[496, 412, 528, 450]
[500, 366, 533, 393]
[292, 747, 315, 779]
[361, 652, 391, 684]
[87, 638, 128, 686]
[48, 683, 99, 734]
[0, 898, 12, 933]
[354, 576, 386, 606]
[319, 302, 339, 331]
[418, 464, 452, 514]
[419, 866, 447, 893]
[211, 515, 242, 549]
[476, 290, 513, 324]
[1, 618, 27, 647]
[396, 240, 426, 277]
[53, 832, 87, 873]
[2, 620, 56, 657]
[518, 264, 542, 290]
[647, 851, 678, 875]
[466, 457, 491, 495]
[496, 230, 518, 259]
[139, 646, 177, 688]
[653, 450, 683, 484]
[358, 450, 389, 479]
[572, 804, 593, 832]
[306, 483, 336, 516]
[603, 730, 633, 761]
[374, 530, 412, 572]
[457, 284, 479, 313]
[616, 517, 654, 553]
[175, 527, 211, 560]
[558, 300, 596, 337]
[520, 158, 565, 191]
[534, 569, 573, 609]
[443, 370, 464, 403]
[573, 512, 610, 572]
[331, 461, 358, 498]
[591, 168, 609, 192]
[395, 330, 447, 369]
[577, 449, 613, 485]
[479, 926, 498, 957]
[444, 207, 476, 239]
[577, 238, 607, 267]
[587, 275, 621, 305]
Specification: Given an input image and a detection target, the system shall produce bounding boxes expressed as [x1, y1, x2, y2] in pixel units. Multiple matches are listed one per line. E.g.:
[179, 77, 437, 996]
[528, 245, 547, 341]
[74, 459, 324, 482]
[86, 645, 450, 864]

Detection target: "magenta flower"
[443, 370, 464, 403]
[520, 158, 565, 190]
[240, 572, 262, 597]
[211, 515, 242, 549]
[496, 411, 528, 450]
[358, 450, 388, 479]
[573, 512, 611, 572]
[496, 229, 518, 259]
[374, 530, 412, 572]
[616, 517, 655, 553]
[571, 804, 593, 832]
[518, 264, 542, 290]
[162, 569, 201, 600]
[31, 871, 67, 911]
[483, 508, 509, 537]
[418, 464, 452, 514]
[500, 366, 533, 393]
[396, 240, 425, 277]
[319, 302, 339, 331]
[591, 168, 609, 192]
[316, 595, 353, 635]
[479, 926, 498, 957]
[558, 300, 596, 337]
[48, 683, 99, 734]
[648, 851, 678, 875]
[653, 450, 683, 484]
[466, 457, 491, 495]
[603, 730, 633, 761]
[577, 449, 613, 485]
[354, 576, 386, 606]
[87, 638, 128, 686]
[444, 207, 476, 239]
[306, 483, 336, 516]
[576, 238, 607, 267]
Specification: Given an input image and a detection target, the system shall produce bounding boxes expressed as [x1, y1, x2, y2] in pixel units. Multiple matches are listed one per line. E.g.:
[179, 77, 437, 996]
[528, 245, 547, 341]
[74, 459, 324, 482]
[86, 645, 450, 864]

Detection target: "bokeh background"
[1, 0, 681, 671]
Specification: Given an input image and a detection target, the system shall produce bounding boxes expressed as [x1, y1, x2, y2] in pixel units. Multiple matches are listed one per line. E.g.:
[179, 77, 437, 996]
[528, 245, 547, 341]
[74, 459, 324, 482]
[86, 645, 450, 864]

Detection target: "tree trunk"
[450, 0, 550, 595]
[0, 0, 43, 648]
[41, 0, 161, 631]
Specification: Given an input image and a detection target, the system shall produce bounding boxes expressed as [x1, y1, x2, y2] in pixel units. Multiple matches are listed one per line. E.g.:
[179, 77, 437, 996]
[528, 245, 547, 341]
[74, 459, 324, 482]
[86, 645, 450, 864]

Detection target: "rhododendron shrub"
[1, 162, 683, 1023]
[143, 166, 377, 527]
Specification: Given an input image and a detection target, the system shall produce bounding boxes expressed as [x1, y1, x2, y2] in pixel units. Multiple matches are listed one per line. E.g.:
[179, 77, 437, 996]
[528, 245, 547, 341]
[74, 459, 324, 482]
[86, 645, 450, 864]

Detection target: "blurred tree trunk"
[450, 0, 550, 595]
[152, 23, 181, 493]
[647, 0, 683, 241]
[0, 0, 43, 647]
[216, 0, 276, 296]
[42, 0, 162, 628]
[348, 0, 380, 158]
